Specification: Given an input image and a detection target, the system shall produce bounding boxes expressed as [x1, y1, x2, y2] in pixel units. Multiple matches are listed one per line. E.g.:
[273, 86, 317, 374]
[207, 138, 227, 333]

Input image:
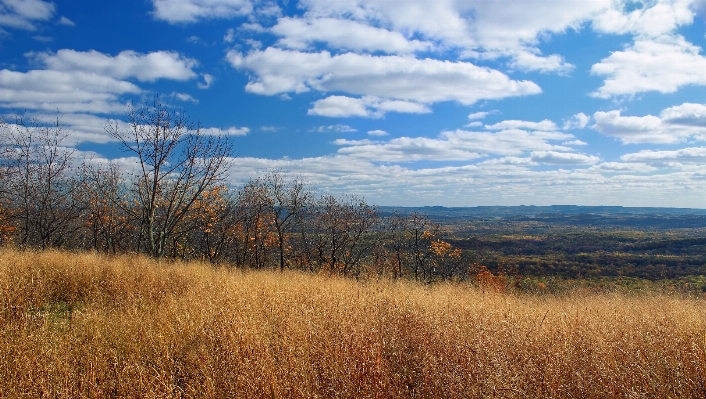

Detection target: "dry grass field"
[1, 248, 706, 398]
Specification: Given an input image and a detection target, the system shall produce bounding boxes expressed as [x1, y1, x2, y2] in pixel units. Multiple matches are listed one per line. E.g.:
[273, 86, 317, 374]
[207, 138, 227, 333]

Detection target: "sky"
[1, 0, 706, 207]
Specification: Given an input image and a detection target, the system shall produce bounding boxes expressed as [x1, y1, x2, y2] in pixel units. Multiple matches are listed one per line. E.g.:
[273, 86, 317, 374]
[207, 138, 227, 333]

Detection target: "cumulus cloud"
[661, 103, 706, 127]
[621, 147, 706, 163]
[151, 0, 254, 23]
[334, 127, 579, 162]
[530, 151, 599, 165]
[0, 69, 140, 113]
[468, 111, 496, 120]
[591, 36, 706, 98]
[33, 49, 199, 82]
[508, 50, 574, 74]
[10, 112, 125, 145]
[298, 0, 610, 62]
[593, 103, 706, 144]
[198, 73, 214, 89]
[308, 95, 431, 118]
[171, 92, 198, 102]
[591, 0, 695, 38]
[223, 152, 706, 208]
[200, 126, 250, 136]
[0, 0, 55, 31]
[563, 113, 590, 130]
[227, 48, 541, 104]
[367, 130, 388, 136]
[589, 162, 657, 173]
[485, 119, 558, 131]
[309, 124, 357, 133]
[271, 17, 432, 54]
[0, 49, 201, 115]
[223, 28, 234, 43]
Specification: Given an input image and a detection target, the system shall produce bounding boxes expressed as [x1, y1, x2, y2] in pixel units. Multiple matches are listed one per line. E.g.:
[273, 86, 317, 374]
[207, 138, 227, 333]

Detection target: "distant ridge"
[380, 205, 706, 219]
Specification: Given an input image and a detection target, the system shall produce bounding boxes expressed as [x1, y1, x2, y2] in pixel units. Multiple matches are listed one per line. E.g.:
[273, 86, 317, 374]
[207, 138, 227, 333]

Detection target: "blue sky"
[2, 0, 706, 207]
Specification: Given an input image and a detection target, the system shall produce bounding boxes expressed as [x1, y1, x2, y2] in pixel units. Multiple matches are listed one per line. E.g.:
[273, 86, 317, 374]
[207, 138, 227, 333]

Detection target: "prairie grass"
[1, 248, 706, 398]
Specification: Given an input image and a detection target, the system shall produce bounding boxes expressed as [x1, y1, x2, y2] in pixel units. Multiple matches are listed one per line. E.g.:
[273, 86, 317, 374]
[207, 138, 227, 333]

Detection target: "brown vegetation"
[2, 248, 706, 398]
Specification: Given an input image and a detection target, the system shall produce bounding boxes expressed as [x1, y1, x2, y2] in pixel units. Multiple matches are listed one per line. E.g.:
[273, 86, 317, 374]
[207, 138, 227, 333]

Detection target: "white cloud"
[227, 48, 541, 104]
[224, 28, 234, 43]
[367, 130, 388, 136]
[661, 103, 706, 127]
[271, 17, 432, 54]
[33, 49, 199, 82]
[563, 113, 590, 130]
[57, 16, 74, 26]
[0, 0, 55, 31]
[308, 95, 431, 118]
[298, 0, 610, 62]
[0, 49, 202, 115]
[332, 138, 376, 146]
[335, 128, 578, 162]
[198, 73, 214, 89]
[530, 151, 599, 165]
[589, 162, 657, 173]
[485, 119, 558, 131]
[593, 104, 706, 144]
[2, 112, 129, 145]
[222, 153, 706, 208]
[309, 124, 357, 133]
[200, 126, 250, 136]
[508, 50, 574, 74]
[308, 96, 369, 118]
[592, 0, 695, 38]
[0, 69, 140, 113]
[591, 36, 706, 98]
[621, 147, 706, 164]
[336, 136, 484, 162]
[32, 34, 52, 42]
[171, 92, 198, 102]
[151, 0, 254, 23]
[562, 140, 587, 146]
[468, 111, 495, 120]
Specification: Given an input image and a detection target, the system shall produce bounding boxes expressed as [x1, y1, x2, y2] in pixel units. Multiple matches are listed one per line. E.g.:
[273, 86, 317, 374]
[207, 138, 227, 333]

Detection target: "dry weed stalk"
[1, 248, 705, 398]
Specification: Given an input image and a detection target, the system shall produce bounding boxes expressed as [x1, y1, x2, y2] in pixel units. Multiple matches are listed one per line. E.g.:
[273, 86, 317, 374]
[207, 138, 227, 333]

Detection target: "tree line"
[0, 100, 467, 281]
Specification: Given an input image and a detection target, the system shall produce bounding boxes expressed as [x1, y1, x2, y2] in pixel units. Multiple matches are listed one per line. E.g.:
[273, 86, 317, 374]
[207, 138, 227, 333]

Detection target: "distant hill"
[380, 205, 706, 219]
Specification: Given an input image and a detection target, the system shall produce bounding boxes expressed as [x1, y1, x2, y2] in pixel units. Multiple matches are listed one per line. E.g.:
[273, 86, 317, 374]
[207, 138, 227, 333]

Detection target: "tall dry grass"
[1, 248, 705, 398]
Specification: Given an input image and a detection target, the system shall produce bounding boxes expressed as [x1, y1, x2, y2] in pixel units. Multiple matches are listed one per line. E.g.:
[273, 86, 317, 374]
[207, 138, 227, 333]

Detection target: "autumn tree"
[262, 172, 312, 271]
[186, 185, 239, 263]
[233, 179, 278, 268]
[312, 194, 379, 276]
[78, 161, 135, 254]
[105, 98, 233, 258]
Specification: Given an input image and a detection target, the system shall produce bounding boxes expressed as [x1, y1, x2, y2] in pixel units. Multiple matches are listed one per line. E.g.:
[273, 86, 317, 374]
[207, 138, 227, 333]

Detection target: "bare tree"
[0, 114, 82, 249]
[263, 172, 312, 271]
[105, 98, 233, 258]
[313, 194, 379, 277]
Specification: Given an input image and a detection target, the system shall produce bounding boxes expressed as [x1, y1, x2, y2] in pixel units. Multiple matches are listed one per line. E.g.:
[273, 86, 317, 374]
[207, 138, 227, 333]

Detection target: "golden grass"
[1, 248, 706, 398]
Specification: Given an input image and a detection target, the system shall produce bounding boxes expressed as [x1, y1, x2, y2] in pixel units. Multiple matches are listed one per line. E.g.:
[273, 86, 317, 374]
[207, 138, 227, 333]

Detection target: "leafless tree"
[0, 114, 82, 249]
[262, 172, 312, 271]
[105, 98, 233, 258]
[312, 194, 379, 277]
